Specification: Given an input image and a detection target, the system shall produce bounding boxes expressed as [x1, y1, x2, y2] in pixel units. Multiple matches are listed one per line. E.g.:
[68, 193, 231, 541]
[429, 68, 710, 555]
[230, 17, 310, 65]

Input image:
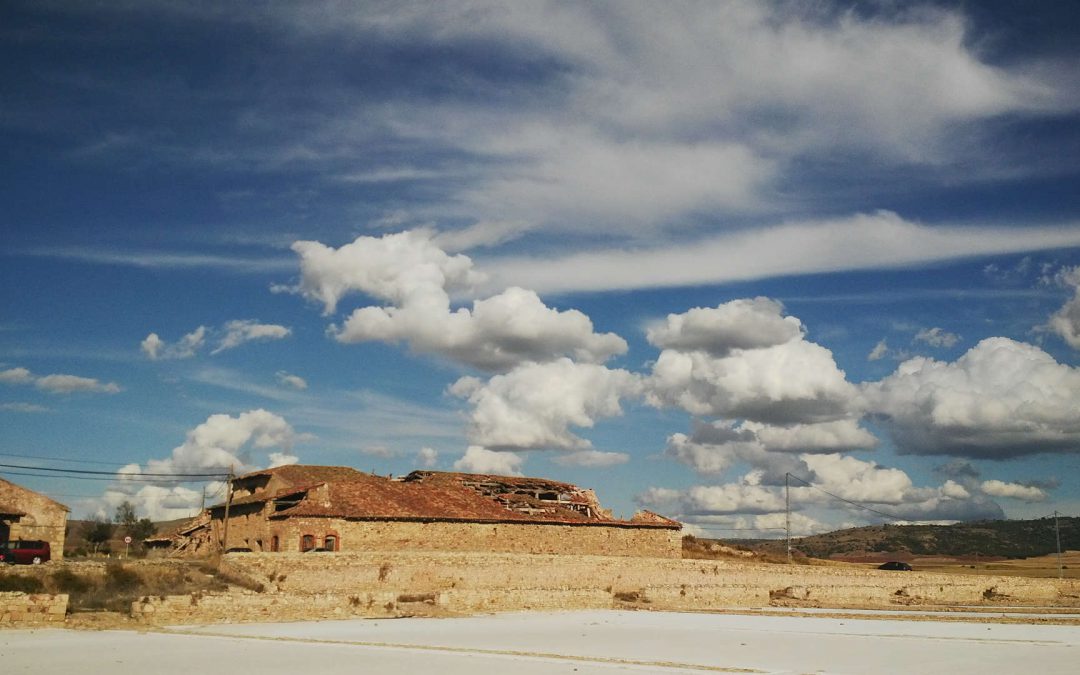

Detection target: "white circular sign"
[124, 536, 133, 544]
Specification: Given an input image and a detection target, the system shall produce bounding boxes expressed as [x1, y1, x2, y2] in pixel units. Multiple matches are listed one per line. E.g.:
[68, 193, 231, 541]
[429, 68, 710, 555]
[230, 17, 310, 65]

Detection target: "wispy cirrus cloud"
[0, 366, 121, 394]
[479, 213, 1080, 295]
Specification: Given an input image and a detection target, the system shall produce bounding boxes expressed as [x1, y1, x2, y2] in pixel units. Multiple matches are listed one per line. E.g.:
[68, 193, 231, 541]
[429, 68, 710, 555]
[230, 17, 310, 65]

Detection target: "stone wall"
[0, 592, 67, 626]
[218, 515, 682, 558]
[0, 478, 68, 560]
[125, 550, 1078, 624]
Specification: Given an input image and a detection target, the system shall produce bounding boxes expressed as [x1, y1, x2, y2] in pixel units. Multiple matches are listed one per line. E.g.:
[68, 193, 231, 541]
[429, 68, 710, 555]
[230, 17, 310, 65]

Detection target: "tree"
[85, 518, 114, 553]
[130, 518, 156, 542]
[114, 500, 137, 527]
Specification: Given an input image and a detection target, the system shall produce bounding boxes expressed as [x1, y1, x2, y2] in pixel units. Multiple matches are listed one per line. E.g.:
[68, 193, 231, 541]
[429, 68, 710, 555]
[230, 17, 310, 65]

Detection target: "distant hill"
[731, 516, 1080, 560]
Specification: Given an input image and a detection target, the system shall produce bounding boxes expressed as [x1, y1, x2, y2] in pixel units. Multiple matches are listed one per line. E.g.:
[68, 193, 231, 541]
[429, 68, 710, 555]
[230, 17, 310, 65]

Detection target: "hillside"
[733, 516, 1080, 560]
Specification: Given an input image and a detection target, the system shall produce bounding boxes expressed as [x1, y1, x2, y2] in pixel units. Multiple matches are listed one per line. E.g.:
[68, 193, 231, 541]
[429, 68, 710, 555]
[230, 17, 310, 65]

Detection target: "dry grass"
[900, 550, 1080, 579]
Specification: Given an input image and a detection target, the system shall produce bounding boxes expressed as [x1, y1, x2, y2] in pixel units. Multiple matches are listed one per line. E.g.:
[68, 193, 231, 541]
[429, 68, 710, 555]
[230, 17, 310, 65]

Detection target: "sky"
[2, 1, 1080, 539]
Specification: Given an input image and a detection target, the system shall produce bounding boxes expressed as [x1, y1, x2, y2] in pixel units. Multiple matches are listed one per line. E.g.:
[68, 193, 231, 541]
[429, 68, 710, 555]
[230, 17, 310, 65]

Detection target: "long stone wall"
[220, 516, 682, 558]
[127, 551, 1079, 624]
[0, 592, 67, 626]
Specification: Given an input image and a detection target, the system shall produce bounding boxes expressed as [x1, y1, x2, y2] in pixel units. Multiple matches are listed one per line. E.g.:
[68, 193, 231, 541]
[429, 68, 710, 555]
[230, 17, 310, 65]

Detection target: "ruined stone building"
[174, 465, 681, 558]
[0, 476, 69, 559]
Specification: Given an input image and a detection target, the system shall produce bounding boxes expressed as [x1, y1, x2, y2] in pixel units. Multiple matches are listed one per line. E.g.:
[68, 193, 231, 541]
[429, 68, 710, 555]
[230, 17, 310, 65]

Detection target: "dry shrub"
[0, 575, 44, 593]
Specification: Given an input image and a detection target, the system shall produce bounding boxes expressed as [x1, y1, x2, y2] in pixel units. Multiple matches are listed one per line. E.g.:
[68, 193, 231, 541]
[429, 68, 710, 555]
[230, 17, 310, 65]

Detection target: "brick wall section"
[0, 592, 67, 626]
[0, 478, 68, 560]
[218, 514, 683, 558]
[126, 551, 1078, 625]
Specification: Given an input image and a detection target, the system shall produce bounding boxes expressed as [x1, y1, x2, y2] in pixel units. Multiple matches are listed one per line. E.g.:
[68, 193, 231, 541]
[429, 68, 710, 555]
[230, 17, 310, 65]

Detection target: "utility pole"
[221, 466, 235, 553]
[1055, 511, 1063, 580]
[785, 472, 792, 564]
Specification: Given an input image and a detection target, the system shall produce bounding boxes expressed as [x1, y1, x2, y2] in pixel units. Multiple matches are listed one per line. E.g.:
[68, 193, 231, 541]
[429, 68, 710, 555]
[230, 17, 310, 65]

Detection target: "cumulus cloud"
[141, 326, 206, 360]
[553, 450, 630, 468]
[294, 230, 626, 371]
[863, 337, 1080, 458]
[980, 480, 1047, 502]
[868, 339, 889, 361]
[1, 366, 120, 394]
[914, 327, 960, 348]
[449, 358, 642, 451]
[646, 447, 1007, 530]
[646, 300, 858, 425]
[101, 484, 209, 523]
[275, 371, 308, 390]
[452, 445, 524, 476]
[0, 367, 33, 384]
[646, 297, 802, 357]
[417, 446, 439, 468]
[143, 321, 289, 359]
[664, 418, 876, 482]
[1045, 267, 1080, 350]
[121, 409, 300, 477]
[212, 320, 291, 354]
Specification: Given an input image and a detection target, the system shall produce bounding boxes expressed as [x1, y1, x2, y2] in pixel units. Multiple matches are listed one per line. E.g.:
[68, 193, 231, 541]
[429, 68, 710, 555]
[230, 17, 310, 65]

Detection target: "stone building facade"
[184, 465, 681, 558]
[0, 477, 69, 559]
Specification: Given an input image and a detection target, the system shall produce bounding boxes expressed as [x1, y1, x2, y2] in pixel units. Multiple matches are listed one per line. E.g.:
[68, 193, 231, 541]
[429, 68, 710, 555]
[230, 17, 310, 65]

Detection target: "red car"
[0, 540, 51, 564]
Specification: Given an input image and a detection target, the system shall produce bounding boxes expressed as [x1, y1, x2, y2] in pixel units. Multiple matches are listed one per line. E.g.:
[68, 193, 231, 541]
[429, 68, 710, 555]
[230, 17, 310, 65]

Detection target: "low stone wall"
[124, 551, 1079, 625]
[0, 592, 67, 626]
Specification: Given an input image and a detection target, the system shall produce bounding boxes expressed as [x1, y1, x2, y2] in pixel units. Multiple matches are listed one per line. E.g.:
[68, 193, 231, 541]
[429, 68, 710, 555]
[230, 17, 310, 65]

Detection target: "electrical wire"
[0, 462, 229, 479]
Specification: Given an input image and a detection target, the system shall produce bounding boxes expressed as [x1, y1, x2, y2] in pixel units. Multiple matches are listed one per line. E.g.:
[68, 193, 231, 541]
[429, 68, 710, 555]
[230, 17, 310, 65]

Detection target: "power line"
[786, 471, 904, 522]
[0, 450, 142, 468]
[0, 469, 223, 484]
[0, 462, 229, 479]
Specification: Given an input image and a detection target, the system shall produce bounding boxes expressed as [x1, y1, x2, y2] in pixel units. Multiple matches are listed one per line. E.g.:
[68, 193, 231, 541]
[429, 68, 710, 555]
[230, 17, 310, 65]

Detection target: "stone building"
[179, 465, 681, 558]
[0, 476, 69, 559]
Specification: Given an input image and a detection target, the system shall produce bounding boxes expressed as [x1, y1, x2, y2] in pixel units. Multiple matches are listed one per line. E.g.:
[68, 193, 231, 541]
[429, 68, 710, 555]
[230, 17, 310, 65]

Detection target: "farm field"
[869, 550, 1080, 579]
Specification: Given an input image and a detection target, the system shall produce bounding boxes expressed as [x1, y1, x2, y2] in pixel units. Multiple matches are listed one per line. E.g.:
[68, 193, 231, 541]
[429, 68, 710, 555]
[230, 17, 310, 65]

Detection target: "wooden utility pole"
[221, 467, 235, 552]
[785, 472, 792, 564]
[1055, 511, 1063, 580]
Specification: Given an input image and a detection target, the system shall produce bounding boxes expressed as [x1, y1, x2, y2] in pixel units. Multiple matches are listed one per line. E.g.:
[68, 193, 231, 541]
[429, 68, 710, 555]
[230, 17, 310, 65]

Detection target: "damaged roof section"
[209, 466, 680, 530]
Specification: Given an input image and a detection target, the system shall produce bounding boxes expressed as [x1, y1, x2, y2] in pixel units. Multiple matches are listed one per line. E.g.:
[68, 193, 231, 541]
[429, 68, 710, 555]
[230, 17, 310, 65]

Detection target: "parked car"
[0, 540, 51, 564]
[878, 561, 912, 571]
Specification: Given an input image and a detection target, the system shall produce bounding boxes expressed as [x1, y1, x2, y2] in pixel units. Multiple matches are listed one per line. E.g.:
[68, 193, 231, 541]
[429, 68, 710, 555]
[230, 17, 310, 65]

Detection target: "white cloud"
[1045, 268, 1080, 350]
[1, 366, 120, 394]
[0, 402, 49, 413]
[123, 409, 300, 477]
[643, 451, 1005, 528]
[449, 358, 642, 451]
[647, 308, 858, 425]
[481, 214, 1080, 295]
[914, 327, 960, 348]
[295, 230, 626, 371]
[417, 446, 439, 468]
[553, 450, 629, 468]
[863, 337, 1080, 458]
[34, 374, 121, 394]
[868, 339, 889, 361]
[101, 485, 208, 523]
[452, 445, 524, 476]
[212, 320, 291, 354]
[0, 367, 33, 384]
[645, 297, 803, 357]
[141, 326, 206, 360]
[980, 480, 1047, 502]
[275, 371, 308, 390]
[664, 418, 876, 481]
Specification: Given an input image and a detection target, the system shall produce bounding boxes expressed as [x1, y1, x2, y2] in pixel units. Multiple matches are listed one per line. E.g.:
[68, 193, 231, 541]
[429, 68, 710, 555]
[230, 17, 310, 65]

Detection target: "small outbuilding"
[0, 476, 69, 559]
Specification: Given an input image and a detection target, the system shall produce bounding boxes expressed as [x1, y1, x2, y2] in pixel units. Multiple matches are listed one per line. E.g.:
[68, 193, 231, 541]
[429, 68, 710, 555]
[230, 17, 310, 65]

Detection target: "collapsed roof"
[210, 466, 680, 529]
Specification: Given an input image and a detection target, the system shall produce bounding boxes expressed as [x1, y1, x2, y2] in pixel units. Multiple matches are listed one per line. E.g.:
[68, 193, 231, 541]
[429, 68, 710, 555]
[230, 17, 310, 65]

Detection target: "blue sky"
[2, 1, 1080, 537]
